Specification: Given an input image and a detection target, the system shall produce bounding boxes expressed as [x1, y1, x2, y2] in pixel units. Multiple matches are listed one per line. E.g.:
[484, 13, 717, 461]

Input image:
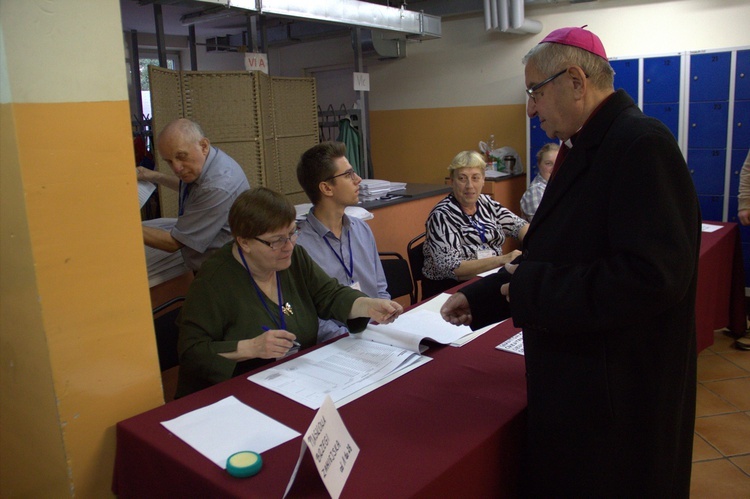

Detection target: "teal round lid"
[226, 451, 263, 478]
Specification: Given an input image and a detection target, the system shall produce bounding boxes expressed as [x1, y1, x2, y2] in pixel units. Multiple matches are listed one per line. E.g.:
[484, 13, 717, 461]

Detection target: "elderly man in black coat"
[441, 27, 700, 497]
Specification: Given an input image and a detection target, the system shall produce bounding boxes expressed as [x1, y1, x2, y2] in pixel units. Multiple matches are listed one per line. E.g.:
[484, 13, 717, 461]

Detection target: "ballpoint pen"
[262, 325, 301, 348]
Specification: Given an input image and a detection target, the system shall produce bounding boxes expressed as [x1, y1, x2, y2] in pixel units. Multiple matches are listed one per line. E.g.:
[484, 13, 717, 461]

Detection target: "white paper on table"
[495, 331, 524, 355]
[407, 292, 499, 346]
[138, 180, 156, 208]
[249, 336, 425, 409]
[359, 309, 473, 352]
[160, 396, 300, 469]
[701, 223, 723, 233]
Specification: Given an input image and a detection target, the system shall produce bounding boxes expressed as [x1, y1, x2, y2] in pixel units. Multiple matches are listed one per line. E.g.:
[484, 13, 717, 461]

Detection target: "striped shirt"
[423, 193, 527, 281]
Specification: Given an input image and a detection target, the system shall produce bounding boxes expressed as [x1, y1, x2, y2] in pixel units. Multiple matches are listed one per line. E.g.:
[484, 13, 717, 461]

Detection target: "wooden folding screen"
[149, 67, 318, 216]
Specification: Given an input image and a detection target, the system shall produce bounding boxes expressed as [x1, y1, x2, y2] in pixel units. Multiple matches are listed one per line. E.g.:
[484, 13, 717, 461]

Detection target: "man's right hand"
[440, 292, 473, 326]
[739, 209, 750, 226]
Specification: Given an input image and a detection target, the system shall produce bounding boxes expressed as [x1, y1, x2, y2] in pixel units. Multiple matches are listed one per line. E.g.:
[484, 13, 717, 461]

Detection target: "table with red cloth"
[113, 320, 527, 498]
[696, 222, 746, 352]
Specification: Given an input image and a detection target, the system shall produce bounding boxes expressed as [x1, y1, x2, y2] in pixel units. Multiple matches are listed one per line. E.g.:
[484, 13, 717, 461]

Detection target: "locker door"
[732, 100, 750, 150]
[729, 149, 747, 197]
[688, 101, 729, 149]
[610, 59, 639, 102]
[643, 103, 679, 139]
[687, 148, 726, 196]
[643, 55, 680, 103]
[735, 49, 750, 101]
[690, 52, 731, 102]
[698, 195, 724, 221]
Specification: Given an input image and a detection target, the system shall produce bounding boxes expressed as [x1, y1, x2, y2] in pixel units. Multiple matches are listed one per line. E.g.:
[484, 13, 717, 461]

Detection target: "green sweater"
[175, 243, 368, 398]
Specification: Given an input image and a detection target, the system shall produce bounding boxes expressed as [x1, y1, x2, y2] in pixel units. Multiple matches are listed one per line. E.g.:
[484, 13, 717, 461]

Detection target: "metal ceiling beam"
[185, 0, 441, 39]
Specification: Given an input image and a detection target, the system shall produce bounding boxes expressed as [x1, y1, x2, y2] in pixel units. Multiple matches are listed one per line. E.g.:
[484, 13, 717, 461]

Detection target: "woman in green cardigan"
[175, 187, 403, 398]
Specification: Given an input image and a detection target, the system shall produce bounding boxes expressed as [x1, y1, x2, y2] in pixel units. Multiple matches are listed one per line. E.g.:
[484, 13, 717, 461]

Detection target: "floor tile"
[697, 354, 749, 382]
[696, 383, 740, 416]
[709, 330, 738, 353]
[729, 454, 750, 475]
[692, 434, 722, 461]
[719, 350, 750, 372]
[702, 377, 750, 412]
[690, 459, 750, 498]
[695, 413, 750, 456]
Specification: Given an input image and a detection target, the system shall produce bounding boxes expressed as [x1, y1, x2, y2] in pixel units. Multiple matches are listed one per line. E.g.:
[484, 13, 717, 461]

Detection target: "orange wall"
[0, 2, 164, 497]
[369, 104, 527, 184]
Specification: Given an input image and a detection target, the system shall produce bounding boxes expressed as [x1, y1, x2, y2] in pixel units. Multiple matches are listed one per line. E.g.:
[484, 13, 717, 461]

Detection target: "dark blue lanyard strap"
[178, 180, 190, 217]
[238, 247, 286, 330]
[323, 230, 354, 283]
[469, 216, 487, 244]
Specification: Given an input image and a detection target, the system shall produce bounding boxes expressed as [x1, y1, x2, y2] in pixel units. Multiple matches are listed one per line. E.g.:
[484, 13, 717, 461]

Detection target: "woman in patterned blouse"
[422, 151, 528, 299]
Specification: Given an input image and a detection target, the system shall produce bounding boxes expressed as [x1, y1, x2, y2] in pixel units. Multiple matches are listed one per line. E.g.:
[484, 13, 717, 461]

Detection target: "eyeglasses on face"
[325, 168, 357, 182]
[254, 228, 299, 250]
[525, 68, 567, 102]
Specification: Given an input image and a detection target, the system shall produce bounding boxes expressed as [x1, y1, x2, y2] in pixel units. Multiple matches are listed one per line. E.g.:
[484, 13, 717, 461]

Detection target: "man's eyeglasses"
[525, 68, 567, 102]
[325, 168, 357, 182]
[255, 228, 299, 250]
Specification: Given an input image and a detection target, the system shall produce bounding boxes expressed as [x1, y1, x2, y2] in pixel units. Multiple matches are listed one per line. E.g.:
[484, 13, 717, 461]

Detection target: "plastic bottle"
[487, 134, 496, 170]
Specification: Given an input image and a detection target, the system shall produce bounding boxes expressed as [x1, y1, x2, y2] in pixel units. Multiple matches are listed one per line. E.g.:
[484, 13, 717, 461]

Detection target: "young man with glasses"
[296, 141, 390, 342]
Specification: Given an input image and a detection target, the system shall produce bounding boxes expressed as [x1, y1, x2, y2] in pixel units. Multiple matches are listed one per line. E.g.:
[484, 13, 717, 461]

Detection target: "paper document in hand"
[358, 309, 474, 353]
[138, 180, 156, 208]
[249, 336, 425, 409]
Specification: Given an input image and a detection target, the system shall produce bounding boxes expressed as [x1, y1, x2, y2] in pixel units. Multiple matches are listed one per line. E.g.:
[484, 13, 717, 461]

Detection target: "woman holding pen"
[174, 187, 402, 398]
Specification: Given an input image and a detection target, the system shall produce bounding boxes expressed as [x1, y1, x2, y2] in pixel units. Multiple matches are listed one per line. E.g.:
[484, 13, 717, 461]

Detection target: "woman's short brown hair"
[229, 187, 296, 239]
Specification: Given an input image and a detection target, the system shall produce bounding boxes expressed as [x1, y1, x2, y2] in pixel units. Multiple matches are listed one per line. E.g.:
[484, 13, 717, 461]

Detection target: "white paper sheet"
[160, 396, 300, 469]
[138, 180, 156, 208]
[495, 331, 524, 355]
[701, 223, 723, 233]
[248, 336, 425, 409]
[407, 292, 499, 346]
[359, 309, 473, 352]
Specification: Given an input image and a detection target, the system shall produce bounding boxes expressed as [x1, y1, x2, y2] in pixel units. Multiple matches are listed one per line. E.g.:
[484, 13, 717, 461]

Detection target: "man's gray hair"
[523, 42, 614, 90]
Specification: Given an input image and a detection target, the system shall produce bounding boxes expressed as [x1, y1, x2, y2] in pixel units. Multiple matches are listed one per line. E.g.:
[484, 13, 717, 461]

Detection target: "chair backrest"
[152, 296, 185, 372]
[406, 232, 426, 302]
[379, 252, 416, 305]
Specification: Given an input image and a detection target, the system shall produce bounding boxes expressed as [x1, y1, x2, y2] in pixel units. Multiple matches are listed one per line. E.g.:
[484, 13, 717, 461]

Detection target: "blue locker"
[688, 101, 729, 149]
[732, 100, 750, 150]
[643, 55, 680, 103]
[698, 195, 724, 221]
[735, 49, 750, 101]
[529, 117, 549, 149]
[687, 148, 726, 196]
[729, 149, 747, 197]
[690, 52, 731, 102]
[610, 59, 639, 102]
[643, 103, 679, 139]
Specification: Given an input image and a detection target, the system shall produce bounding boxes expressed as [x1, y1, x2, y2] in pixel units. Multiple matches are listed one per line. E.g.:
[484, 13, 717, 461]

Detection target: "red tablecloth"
[696, 222, 746, 352]
[113, 320, 527, 498]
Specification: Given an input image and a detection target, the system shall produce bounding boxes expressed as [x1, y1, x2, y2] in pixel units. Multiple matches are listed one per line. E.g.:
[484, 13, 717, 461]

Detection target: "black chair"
[152, 296, 185, 372]
[379, 252, 416, 305]
[406, 232, 426, 302]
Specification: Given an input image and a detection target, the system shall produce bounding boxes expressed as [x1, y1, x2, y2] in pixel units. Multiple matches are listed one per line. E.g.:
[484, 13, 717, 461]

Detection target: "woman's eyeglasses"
[255, 229, 299, 250]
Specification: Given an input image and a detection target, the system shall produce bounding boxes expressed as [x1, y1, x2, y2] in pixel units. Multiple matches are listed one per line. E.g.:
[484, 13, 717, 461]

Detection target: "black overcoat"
[462, 90, 701, 497]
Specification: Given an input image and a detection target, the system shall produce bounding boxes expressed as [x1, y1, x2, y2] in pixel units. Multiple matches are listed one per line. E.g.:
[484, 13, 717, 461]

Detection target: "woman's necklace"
[237, 246, 293, 329]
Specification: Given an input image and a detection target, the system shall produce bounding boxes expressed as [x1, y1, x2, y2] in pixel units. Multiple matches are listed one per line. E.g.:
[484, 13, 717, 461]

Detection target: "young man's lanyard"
[323, 230, 354, 284]
[238, 248, 286, 330]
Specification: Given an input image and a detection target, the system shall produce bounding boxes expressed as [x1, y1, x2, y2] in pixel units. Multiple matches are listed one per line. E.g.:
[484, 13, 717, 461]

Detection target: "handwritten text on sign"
[304, 395, 359, 498]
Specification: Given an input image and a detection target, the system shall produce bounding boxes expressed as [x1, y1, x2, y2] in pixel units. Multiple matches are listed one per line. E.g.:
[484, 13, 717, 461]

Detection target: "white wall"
[368, 0, 750, 110]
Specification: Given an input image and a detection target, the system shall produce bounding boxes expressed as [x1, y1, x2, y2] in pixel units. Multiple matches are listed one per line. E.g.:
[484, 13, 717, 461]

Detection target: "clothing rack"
[317, 104, 361, 141]
[317, 103, 369, 178]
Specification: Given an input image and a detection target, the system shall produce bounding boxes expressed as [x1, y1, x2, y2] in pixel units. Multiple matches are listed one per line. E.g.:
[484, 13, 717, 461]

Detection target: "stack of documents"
[359, 179, 392, 201]
[143, 218, 190, 287]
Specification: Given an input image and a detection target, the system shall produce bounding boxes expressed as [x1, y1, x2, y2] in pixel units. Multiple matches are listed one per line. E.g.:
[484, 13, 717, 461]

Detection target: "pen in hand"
[262, 325, 301, 348]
